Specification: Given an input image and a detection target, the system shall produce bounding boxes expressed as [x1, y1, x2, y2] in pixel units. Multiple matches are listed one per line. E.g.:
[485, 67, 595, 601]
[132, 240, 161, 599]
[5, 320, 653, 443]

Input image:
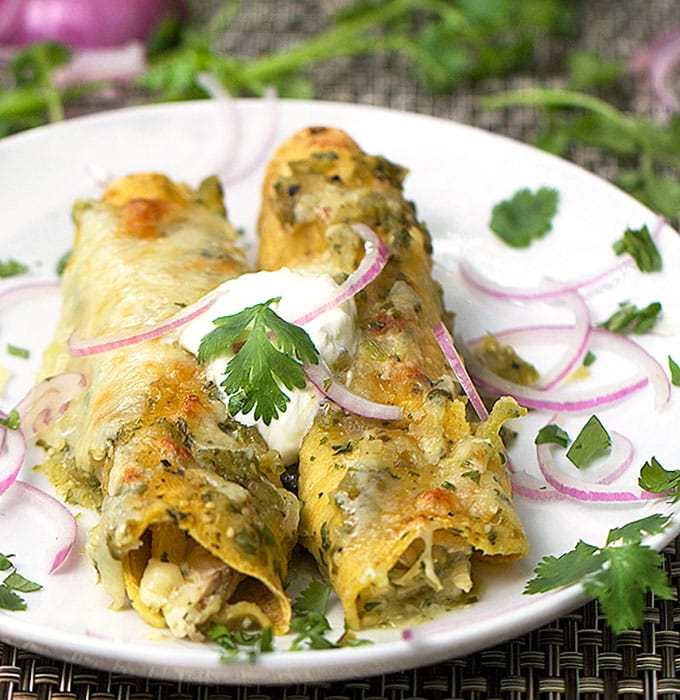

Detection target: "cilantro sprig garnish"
[489, 186, 559, 248]
[612, 224, 662, 273]
[197, 298, 319, 426]
[290, 580, 336, 650]
[525, 514, 673, 634]
[0, 553, 42, 611]
[207, 624, 274, 662]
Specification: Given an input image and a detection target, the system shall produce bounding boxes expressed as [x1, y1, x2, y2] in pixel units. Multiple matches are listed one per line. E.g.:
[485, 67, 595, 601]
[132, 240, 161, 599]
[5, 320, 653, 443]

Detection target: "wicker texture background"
[2, 1, 680, 697]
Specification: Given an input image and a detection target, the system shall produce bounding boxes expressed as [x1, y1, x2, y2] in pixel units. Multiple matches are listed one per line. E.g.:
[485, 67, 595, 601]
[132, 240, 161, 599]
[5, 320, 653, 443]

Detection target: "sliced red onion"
[509, 469, 562, 501]
[69, 293, 220, 357]
[12, 481, 77, 573]
[294, 224, 390, 328]
[467, 292, 592, 391]
[536, 435, 656, 503]
[535, 292, 591, 391]
[15, 372, 87, 439]
[196, 72, 242, 181]
[222, 87, 280, 188]
[0, 277, 61, 307]
[303, 358, 402, 421]
[0, 0, 186, 48]
[433, 321, 488, 420]
[0, 422, 26, 496]
[470, 324, 670, 413]
[458, 217, 666, 302]
[52, 42, 146, 88]
[630, 28, 680, 112]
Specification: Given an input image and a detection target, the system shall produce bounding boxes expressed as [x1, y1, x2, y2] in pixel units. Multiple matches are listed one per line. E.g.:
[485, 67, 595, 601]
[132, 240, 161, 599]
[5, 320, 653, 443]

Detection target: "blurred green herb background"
[2, 0, 680, 223]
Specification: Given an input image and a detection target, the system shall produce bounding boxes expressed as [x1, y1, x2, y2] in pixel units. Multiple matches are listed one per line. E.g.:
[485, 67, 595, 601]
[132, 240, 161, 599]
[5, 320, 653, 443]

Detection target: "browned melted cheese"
[37, 174, 299, 638]
[258, 127, 529, 629]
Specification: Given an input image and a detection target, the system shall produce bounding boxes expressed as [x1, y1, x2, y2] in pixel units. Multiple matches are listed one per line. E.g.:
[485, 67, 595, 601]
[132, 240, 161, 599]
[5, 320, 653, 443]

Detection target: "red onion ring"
[432, 321, 488, 420]
[0, 422, 26, 496]
[457, 217, 666, 302]
[0, 277, 61, 307]
[196, 72, 242, 183]
[536, 434, 656, 503]
[303, 358, 402, 421]
[222, 87, 281, 188]
[68, 293, 219, 357]
[468, 325, 670, 413]
[293, 224, 390, 328]
[535, 292, 591, 391]
[630, 28, 680, 112]
[52, 42, 146, 88]
[11, 481, 77, 573]
[15, 371, 87, 439]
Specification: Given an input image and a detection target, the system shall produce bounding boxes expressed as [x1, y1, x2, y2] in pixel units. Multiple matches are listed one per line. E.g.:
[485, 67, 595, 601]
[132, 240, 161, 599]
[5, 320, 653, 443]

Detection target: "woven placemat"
[2, 1, 680, 697]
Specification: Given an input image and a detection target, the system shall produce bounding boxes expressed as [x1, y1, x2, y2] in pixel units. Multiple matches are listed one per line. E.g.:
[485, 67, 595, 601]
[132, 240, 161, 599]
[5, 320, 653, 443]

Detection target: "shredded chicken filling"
[136, 524, 248, 640]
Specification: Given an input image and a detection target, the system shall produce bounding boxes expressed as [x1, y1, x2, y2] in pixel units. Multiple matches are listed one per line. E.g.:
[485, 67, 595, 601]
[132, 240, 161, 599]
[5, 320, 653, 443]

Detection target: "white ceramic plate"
[1, 99, 679, 685]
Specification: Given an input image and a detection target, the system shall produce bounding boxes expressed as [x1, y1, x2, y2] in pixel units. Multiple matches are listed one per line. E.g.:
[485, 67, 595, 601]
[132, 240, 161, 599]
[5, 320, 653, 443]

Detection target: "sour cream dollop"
[180, 269, 358, 465]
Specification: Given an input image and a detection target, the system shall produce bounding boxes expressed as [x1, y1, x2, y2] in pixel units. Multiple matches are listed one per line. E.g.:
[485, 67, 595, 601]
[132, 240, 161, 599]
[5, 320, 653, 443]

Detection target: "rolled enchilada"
[257, 127, 529, 629]
[37, 173, 299, 638]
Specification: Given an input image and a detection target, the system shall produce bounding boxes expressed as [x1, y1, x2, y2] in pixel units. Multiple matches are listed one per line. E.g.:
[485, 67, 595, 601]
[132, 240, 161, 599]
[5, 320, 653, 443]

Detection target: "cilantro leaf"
[0, 584, 27, 611]
[0, 259, 28, 279]
[599, 301, 662, 335]
[0, 409, 20, 430]
[489, 187, 559, 248]
[198, 298, 319, 425]
[3, 571, 42, 593]
[524, 515, 673, 634]
[292, 580, 332, 617]
[524, 540, 604, 593]
[639, 457, 680, 502]
[612, 224, 662, 273]
[606, 513, 671, 545]
[535, 423, 570, 448]
[566, 415, 611, 468]
[668, 356, 680, 386]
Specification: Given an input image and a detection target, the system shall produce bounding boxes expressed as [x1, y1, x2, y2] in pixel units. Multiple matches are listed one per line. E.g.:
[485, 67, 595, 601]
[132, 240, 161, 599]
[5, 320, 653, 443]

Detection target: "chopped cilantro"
[0, 552, 42, 611]
[55, 250, 72, 276]
[525, 514, 672, 633]
[535, 424, 570, 448]
[442, 481, 457, 492]
[489, 186, 559, 248]
[0, 259, 28, 278]
[207, 624, 274, 662]
[461, 469, 481, 484]
[198, 298, 319, 425]
[0, 409, 20, 430]
[612, 224, 662, 273]
[668, 356, 680, 387]
[6, 344, 29, 359]
[566, 415, 611, 468]
[582, 350, 596, 367]
[599, 301, 662, 335]
[638, 457, 680, 502]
